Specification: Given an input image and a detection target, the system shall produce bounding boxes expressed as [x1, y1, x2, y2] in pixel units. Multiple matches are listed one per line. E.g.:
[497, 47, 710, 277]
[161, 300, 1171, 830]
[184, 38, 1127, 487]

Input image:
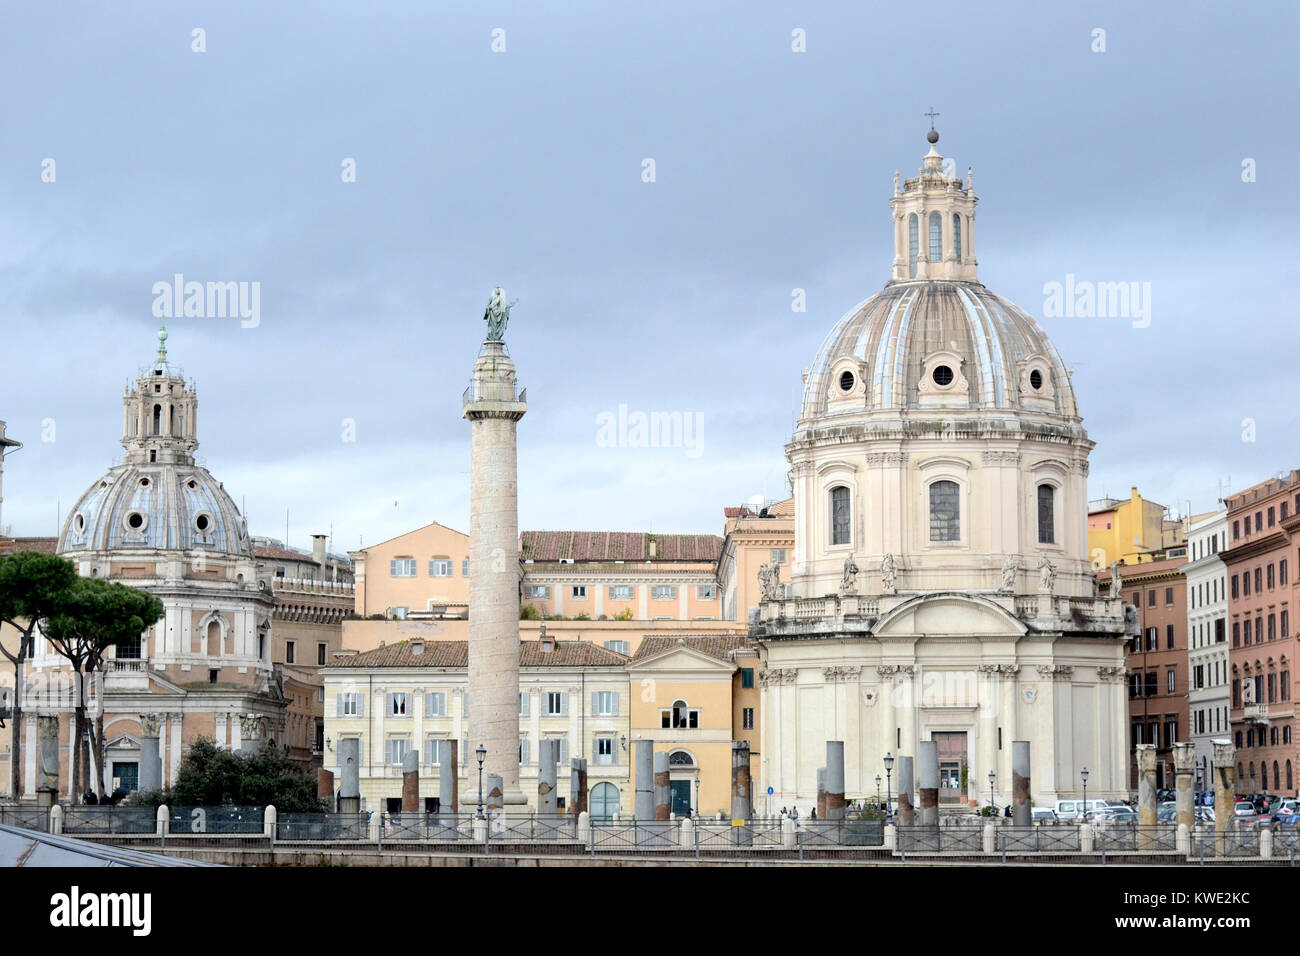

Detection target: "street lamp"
[875, 774, 882, 812]
[883, 752, 895, 822]
[988, 770, 996, 815]
[1081, 767, 1089, 821]
[475, 744, 487, 820]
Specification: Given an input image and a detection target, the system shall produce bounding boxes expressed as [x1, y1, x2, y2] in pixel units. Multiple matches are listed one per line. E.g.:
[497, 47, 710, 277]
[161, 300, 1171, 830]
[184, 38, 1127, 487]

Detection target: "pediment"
[873, 592, 1027, 638]
[628, 645, 736, 673]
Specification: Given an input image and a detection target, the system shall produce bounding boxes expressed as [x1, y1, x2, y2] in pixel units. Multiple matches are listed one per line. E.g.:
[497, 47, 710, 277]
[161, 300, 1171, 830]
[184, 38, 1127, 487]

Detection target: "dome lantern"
[889, 125, 978, 283]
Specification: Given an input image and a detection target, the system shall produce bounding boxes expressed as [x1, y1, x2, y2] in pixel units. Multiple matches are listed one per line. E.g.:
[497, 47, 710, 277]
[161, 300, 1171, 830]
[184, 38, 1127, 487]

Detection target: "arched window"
[1274, 761, 1280, 792]
[929, 480, 960, 542]
[908, 214, 918, 278]
[1037, 485, 1056, 545]
[590, 781, 620, 821]
[1288, 760, 1293, 790]
[207, 619, 221, 656]
[830, 486, 851, 546]
[152, 404, 162, 435]
[952, 213, 962, 261]
[672, 699, 689, 729]
[929, 212, 942, 261]
[1286, 726, 1293, 745]
[669, 750, 694, 767]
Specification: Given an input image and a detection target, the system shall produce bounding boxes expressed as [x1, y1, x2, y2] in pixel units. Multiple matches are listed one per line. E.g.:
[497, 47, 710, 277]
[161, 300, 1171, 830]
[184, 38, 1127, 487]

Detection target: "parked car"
[1031, 807, 1057, 823]
[1234, 801, 1257, 819]
[1157, 805, 1177, 823]
[1053, 799, 1110, 821]
[1274, 799, 1298, 816]
[1085, 806, 1138, 824]
[1195, 805, 1215, 824]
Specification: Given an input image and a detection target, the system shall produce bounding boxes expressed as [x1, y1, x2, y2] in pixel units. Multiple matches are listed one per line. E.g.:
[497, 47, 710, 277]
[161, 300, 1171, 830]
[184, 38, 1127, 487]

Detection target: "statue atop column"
[1000, 554, 1017, 593]
[839, 553, 859, 597]
[1037, 556, 1056, 595]
[483, 287, 518, 341]
[881, 553, 898, 595]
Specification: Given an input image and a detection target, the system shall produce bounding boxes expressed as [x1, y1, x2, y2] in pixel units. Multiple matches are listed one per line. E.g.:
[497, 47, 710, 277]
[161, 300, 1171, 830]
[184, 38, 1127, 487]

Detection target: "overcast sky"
[1, 1, 1296, 551]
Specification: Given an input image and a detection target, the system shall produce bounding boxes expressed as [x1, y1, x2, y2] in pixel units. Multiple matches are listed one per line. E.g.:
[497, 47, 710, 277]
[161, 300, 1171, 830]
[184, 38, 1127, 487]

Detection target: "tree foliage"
[135, 738, 324, 812]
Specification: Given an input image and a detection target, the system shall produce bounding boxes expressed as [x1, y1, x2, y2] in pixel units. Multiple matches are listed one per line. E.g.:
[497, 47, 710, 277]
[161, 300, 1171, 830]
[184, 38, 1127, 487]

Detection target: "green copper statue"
[483, 287, 518, 341]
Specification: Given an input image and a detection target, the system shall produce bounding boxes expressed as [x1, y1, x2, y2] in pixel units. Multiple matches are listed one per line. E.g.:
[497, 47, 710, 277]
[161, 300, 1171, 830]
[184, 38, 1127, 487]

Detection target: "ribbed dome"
[59, 461, 250, 557]
[800, 281, 1079, 422]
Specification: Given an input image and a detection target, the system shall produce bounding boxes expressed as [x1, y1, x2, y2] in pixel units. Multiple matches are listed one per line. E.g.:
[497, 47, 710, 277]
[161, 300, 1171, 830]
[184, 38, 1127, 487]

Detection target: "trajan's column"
[462, 287, 527, 806]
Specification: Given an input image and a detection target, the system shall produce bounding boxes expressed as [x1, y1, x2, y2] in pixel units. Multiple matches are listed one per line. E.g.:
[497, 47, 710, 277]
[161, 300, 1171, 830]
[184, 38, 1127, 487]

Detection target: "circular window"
[1029, 369, 1043, 391]
[839, 370, 855, 392]
[187, 480, 197, 490]
[195, 513, 211, 532]
[126, 511, 145, 531]
[932, 365, 954, 387]
[74, 514, 85, 534]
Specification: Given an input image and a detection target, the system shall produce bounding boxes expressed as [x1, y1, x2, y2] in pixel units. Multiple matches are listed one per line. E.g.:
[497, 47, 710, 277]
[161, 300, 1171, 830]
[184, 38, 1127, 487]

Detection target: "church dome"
[800, 282, 1079, 422]
[59, 461, 249, 557]
[57, 326, 251, 560]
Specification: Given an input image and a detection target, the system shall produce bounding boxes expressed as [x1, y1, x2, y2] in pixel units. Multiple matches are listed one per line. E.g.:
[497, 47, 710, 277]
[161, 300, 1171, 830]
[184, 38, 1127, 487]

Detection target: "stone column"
[633, 739, 653, 820]
[731, 741, 751, 822]
[1011, 740, 1030, 827]
[239, 715, 264, 756]
[570, 758, 588, 816]
[653, 751, 670, 821]
[816, 768, 826, 819]
[485, 773, 503, 813]
[919, 740, 939, 828]
[463, 334, 528, 807]
[1173, 741, 1195, 831]
[338, 737, 360, 814]
[317, 768, 334, 803]
[538, 739, 558, 817]
[401, 749, 419, 813]
[826, 741, 846, 821]
[440, 740, 458, 814]
[139, 713, 162, 795]
[897, 755, 915, 826]
[36, 715, 59, 808]
[1136, 744, 1157, 826]
[1213, 738, 1235, 854]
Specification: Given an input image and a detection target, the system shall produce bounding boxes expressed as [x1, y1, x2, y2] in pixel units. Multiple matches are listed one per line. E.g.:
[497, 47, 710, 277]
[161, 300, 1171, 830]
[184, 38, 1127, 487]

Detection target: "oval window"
[140, 477, 151, 487]
[839, 370, 855, 392]
[126, 512, 145, 530]
[195, 514, 210, 532]
[187, 480, 198, 490]
[1029, 369, 1043, 390]
[932, 365, 954, 387]
[74, 514, 85, 533]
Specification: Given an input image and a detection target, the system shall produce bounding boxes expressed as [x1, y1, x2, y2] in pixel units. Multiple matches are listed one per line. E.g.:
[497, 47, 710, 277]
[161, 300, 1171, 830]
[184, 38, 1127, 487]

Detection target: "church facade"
[754, 131, 1134, 808]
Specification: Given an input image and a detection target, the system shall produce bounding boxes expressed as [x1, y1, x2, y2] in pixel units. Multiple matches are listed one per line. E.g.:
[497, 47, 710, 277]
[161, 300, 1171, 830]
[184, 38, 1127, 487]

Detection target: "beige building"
[322, 635, 630, 814]
[350, 522, 470, 620]
[717, 499, 795, 623]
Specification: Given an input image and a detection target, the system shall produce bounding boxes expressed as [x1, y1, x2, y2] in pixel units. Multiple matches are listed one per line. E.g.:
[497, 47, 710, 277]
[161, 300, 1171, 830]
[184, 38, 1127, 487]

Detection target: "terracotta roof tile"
[632, 634, 754, 663]
[330, 639, 628, 669]
[0, 537, 59, 556]
[520, 531, 722, 563]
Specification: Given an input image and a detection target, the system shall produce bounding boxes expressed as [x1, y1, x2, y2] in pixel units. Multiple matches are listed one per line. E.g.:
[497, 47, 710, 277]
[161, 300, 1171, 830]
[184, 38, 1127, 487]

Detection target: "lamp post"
[875, 774, 882, 812]
[475, 744, 487, 820]
[988, 770, 996, 815]
[883, 752, 894, 822]
[1081, 766, 1089, 822]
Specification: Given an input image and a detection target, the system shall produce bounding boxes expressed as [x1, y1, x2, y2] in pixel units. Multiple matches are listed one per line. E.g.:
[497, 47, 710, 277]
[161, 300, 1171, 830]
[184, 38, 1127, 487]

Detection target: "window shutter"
[611, 692, 619, 717]
[592, 737, 598, 763]
[336, 694, 343, 718]
[520, 691, 529, 716]
[521, 737, 530, 765]
[591, 692, 599, 714]
[356, 694, 364, 718]
[560, 692, 568, 716]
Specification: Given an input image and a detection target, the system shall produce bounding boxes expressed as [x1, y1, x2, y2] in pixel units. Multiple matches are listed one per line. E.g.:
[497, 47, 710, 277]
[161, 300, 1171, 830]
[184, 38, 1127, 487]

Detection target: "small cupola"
[889, 121, 979, 284]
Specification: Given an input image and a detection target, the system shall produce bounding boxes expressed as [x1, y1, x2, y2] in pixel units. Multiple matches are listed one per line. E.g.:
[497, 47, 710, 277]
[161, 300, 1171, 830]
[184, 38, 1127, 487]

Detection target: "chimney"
[539, 623, 553, 654]
[410, 638, 424, 656]
[312, 534, 327, 567]
[648, 539, 657, 559]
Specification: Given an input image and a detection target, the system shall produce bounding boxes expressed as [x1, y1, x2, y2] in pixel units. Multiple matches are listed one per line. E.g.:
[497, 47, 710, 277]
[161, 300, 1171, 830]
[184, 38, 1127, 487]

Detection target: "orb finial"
[156, 323, 168, 358]
[924, 107, 940, 144]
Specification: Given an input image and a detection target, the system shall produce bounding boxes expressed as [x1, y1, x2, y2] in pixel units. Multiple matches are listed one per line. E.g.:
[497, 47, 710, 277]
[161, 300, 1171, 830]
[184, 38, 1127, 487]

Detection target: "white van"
[1054, 799, 1110, 821]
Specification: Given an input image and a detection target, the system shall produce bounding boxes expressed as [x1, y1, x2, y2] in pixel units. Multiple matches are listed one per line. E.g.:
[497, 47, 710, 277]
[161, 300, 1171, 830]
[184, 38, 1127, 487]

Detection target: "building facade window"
[696, 584, 717, 600]
[425, 692, 446, 717]
[831, 486, 851, 545]
[285, 641, 296, 664]
[952, 213, 962, 261]
[595, 736, 615, 765]
[603, 640, 630, 655]
[741, 668, 755, 689]
[592, 691, 618, 716]
[545, 692, 568, 716]
[652, 585, 677, 601]
[338, 693, 362, 717]
[390, 558, 417, 577]
[609, 585, 633, 600]
[929, 211, 942, 261]
[929, 480, 960, 542]
[387, 693, 411, 717]
[1037, 485, 1055, 544]
[908, 214, 918, 277]
[526, 585, 550, 599]
[571, 586, 587, 599]
[385, 737, 410, 765]
[429, 558, 453, 577]
[743, 707, 754, 730]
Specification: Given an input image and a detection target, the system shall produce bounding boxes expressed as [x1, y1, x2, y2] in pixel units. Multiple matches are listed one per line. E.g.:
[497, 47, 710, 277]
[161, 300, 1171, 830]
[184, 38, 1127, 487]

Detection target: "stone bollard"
[1080, 823, 1094, 854]
[678, 815, 692, 848]
[338, 737, 361, 814]
[982, 821, 995, 854]
[157, 804, 169, 838]
[49, 804, 63, 835]
[919, 741, 939, 828]
[264, 804, 277, 840]
[1177, 822, 1190, 854]
[368, 808, 381, 843]
[1261, 826, 1273, 860]
[472, 815, 488, 843]
[883, 823, 897, 851]
[781, 815, 796, 849]
[577, 810, 591, 844]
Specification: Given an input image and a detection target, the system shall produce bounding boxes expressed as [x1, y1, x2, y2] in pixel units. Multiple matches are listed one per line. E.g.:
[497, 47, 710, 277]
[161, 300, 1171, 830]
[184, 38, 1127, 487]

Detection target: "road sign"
[767, 786, 774, 795]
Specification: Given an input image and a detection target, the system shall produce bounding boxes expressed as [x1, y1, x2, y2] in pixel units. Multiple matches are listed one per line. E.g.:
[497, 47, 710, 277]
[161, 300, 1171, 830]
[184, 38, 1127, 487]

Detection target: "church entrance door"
[932, 732, 967, 804]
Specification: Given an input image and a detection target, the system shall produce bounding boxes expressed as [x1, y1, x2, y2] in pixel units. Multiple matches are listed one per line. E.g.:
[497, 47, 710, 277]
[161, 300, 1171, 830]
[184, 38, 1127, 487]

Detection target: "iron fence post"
[695, 820, 700, 861]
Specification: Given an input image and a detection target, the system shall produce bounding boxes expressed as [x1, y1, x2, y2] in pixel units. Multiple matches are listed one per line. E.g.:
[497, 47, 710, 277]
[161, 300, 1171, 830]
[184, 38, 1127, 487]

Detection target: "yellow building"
[322, 636, 631, 815]
[1087, 486, 1185, 567]
[350, 522, 471, 620]
[627, 635, 759, 816]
